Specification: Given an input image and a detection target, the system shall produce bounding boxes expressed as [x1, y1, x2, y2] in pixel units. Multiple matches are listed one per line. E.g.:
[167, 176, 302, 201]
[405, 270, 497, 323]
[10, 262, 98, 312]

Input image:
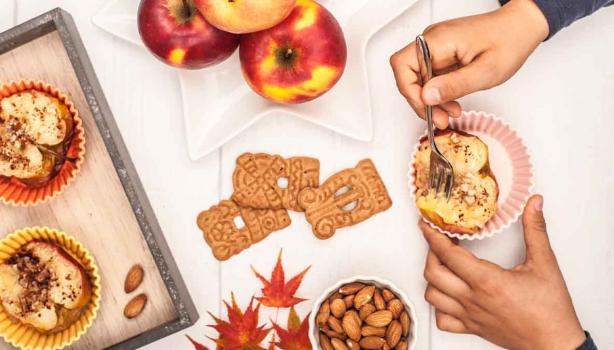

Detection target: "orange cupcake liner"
[0, 227, 101, 350]
[0, 80, 86, 207]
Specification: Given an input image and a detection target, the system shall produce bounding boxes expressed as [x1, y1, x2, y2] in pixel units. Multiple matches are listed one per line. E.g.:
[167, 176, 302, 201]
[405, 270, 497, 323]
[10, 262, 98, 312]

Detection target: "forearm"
[500, 0, 614, 39]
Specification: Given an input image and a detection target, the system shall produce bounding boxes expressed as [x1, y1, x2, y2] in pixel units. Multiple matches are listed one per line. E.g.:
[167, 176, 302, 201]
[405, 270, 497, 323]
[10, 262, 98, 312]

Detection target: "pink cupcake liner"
[408, 110, 534, 240]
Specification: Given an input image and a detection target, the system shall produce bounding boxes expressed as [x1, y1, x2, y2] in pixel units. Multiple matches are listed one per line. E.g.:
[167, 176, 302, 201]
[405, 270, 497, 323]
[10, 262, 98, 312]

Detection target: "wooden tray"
[0, 8, 198, 350]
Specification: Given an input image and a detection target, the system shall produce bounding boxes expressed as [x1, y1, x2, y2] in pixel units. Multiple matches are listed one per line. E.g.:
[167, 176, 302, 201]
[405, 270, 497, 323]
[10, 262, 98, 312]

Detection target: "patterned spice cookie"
[298, 159, 392, 240]
[232, 153, 320, 211]
[197, 200, 291, 261]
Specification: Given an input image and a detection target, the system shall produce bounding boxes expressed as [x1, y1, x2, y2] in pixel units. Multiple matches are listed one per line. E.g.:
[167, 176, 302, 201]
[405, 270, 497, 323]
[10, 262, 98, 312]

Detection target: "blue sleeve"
[577, 331, 597, 350]
[499, 0, 614, 39]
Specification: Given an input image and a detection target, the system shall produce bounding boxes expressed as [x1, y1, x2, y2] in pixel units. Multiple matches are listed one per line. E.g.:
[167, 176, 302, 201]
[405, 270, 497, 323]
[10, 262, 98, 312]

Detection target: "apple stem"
[182, 0, 192, 18]
[284, 48, 293, 59]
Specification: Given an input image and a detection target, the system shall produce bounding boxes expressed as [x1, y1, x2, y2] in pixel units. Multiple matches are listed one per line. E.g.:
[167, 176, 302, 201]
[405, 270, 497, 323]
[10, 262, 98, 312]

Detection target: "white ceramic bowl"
[308, 276, 418, 350]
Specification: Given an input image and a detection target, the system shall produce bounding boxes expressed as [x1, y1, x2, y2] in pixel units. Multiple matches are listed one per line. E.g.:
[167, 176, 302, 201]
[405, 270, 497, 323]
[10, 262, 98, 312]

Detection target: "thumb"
[422, 58, 496, 105]
[522, 195, 553, 263]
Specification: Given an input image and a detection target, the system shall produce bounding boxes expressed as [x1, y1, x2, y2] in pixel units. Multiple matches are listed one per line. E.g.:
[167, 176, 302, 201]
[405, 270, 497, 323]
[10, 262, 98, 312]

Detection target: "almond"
[361, 326, 386, 337]
[343, 294, 355, 309]
[395, 339, 408, 350]
[400, 311, 411, 337]
[342, 310, 362, 341]
[373, 289, 386, 310]
[320, 300, 331, 314]
[382, 289, 395, 302]
[317, 312, 330, 327]
[386, 320, 402, 348]
[339, 282, 366, 295]
[124, 293, 147, 319]
[328, 316, 344, 334]
[124, 264, 144, 293]
[359, 336, 386, 350]
[354, 285, 375, 309]
[387, 299, 404, 319]
[365, 310, 393, 327]
[331, 298, 347, 319]
[331, 338, 349, 350]
[320, 333, 334, 350]
[317, 301, 331, 326]
[322, 328, 347, 340]
[346, 339, 360, 350]
[359, 303, 376, 320]
[329, 292, 343, 303]
[383, 344, 390, 350]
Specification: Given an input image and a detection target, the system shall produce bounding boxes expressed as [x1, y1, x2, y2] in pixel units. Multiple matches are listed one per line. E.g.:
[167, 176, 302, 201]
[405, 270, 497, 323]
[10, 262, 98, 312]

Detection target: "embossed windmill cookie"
[298, 159, 392, 239]
[232, 153, 320, 211]
[197, 200, 291, 261]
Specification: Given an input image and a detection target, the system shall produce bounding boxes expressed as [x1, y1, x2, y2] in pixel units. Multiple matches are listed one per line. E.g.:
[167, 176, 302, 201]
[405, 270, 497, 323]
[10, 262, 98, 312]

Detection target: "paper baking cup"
[0, 227, 101, 350]
[0, 80, 86, 206]
[408, 110, 534, 240]
[309, 276, 418, 350]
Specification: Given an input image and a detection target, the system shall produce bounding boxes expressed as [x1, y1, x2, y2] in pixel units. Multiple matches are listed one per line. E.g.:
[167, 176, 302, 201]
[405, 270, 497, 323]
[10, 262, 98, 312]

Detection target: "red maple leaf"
[208, 293, 271, 350]
[251, 250, 311, 308]
[268, 334, 277, 350]
[272, 307, 312, 350]
[187, 335, 211, 350]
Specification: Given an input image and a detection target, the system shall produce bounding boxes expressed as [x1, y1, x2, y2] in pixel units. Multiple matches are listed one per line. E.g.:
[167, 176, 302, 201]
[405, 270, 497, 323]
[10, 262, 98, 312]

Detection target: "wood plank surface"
[0, 31, 177, 349]
[0, 1, 15, 34]
[6, 1, 614, 350]
[213, 1, 433, 349]
[429, 1, 614, 349]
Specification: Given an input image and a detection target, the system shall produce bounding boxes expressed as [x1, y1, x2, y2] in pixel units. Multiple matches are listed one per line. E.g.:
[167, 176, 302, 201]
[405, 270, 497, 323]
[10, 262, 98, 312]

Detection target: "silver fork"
[415, 35, 454, 200]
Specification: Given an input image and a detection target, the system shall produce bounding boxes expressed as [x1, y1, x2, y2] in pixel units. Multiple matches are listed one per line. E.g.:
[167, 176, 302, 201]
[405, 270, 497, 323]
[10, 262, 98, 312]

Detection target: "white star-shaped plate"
[93, 0, 419, 160]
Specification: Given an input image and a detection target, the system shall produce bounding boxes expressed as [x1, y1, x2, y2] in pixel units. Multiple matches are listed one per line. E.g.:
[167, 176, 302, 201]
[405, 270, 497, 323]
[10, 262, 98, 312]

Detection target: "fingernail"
[424, 87, 441, 104]
[533, 196, 543, 211]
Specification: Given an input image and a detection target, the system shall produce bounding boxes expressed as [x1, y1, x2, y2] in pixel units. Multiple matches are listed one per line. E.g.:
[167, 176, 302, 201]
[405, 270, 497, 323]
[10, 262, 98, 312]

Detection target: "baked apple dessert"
[414, 130, 498, 234]
[0, 241, 91, 333]
[0, 90, 75, 187]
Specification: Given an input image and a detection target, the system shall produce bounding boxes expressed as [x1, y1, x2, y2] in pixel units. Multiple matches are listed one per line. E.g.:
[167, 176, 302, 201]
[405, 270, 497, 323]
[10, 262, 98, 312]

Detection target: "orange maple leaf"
[251, 250, 311, 308]
[187, 335, 211, 350]
[208, 293, 271, 350]
[272, 307, 312, 350]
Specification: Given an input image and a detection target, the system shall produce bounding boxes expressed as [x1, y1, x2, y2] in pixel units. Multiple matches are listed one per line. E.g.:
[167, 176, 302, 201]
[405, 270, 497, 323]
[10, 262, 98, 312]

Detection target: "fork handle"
[416, 35, 437, 149]
[426, 105, 437, 148]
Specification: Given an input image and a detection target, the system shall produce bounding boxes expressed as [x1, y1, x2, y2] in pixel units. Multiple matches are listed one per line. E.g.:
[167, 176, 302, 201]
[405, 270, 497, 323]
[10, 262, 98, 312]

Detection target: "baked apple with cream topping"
[0, 90, 74, 187]
[414, 130, 498, 234]
[0, 241, 91, 333]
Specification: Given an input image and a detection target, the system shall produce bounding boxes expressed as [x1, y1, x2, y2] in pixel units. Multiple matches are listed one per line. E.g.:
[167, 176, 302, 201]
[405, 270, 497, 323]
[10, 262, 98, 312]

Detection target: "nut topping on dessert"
[414, 130, 498, 234]
[0, 91, 73, 184]
[0, 241, 91, 332]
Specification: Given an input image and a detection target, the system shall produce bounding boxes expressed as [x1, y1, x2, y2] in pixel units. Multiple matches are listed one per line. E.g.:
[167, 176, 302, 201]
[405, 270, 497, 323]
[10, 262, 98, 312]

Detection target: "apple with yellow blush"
[239, 0, 347, 104]
[138, 0, 240, 69]
[193, 0, 297, 34]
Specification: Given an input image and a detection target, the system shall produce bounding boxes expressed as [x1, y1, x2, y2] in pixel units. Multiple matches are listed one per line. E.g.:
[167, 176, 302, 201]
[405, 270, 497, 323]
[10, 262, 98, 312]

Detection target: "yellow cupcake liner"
[0, 227, 101, 350]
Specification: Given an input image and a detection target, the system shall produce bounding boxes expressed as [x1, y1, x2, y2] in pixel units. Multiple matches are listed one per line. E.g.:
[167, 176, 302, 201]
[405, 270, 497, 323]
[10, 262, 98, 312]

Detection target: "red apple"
[138, 0, 240, 69]
[239, 0, 347, 104]
[193, 0, 296, 34]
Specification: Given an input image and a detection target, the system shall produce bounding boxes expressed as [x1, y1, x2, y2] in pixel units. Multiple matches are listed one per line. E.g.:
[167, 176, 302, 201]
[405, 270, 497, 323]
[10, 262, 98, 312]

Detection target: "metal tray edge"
[0, 8, 200, 349]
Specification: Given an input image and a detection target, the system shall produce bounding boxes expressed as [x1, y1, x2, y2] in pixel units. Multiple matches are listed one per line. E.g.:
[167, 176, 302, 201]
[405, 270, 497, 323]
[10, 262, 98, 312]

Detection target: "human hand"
[420, 195, 586, 350]
[390, 0, 549, 128]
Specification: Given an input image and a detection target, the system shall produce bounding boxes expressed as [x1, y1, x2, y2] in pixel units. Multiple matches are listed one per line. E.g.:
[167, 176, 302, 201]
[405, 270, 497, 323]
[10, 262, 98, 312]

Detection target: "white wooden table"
[2, 1, 613, 349]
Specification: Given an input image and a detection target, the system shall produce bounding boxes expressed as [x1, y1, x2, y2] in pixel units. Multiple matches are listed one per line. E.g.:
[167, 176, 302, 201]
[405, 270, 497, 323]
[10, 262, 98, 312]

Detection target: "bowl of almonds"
[309, 276, 417, 350]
